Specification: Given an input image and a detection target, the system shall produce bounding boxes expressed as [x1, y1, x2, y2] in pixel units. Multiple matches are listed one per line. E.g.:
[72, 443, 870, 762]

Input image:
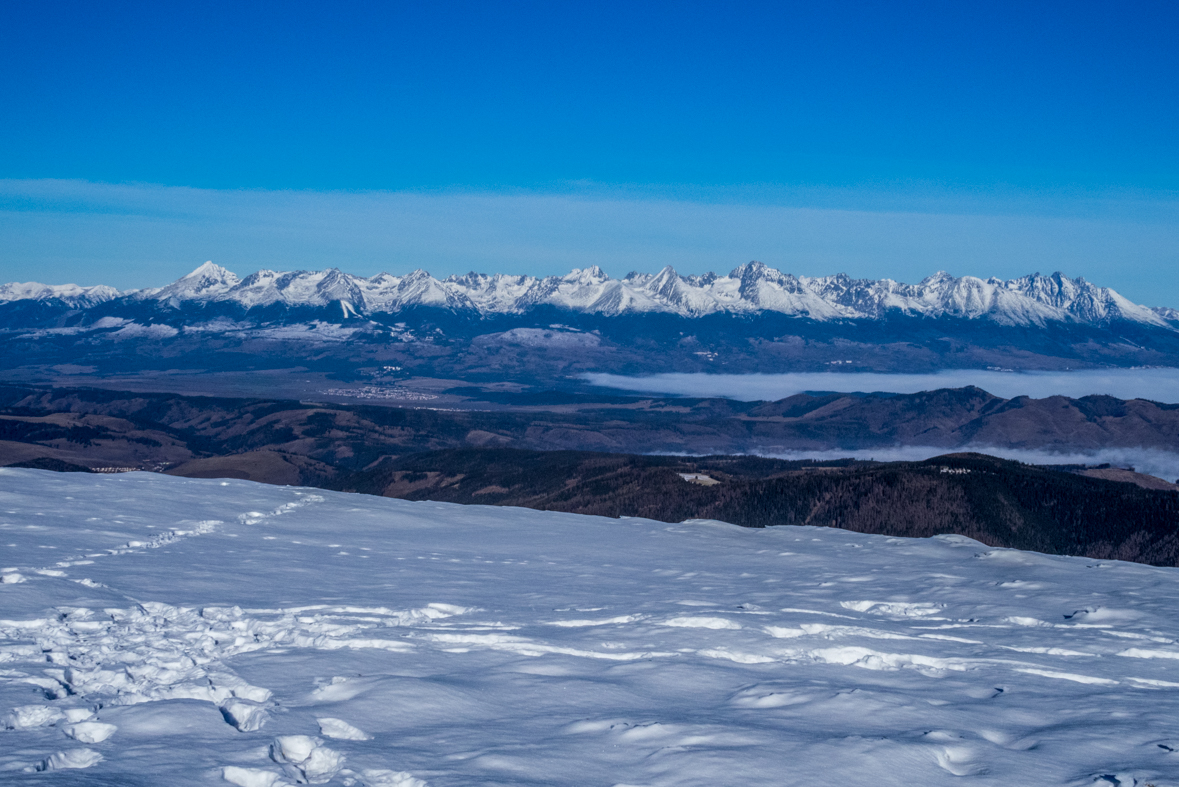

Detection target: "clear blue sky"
[2, 1, 1177, 302]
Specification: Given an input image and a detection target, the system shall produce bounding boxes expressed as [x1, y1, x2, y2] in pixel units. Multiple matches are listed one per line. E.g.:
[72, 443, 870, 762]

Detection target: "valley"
[3, 384, 1178, 567]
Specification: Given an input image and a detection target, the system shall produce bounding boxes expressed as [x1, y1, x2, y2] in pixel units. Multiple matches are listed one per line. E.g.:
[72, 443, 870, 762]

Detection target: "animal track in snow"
[238, 495, 325, 526]
[1, 489, 325, 591]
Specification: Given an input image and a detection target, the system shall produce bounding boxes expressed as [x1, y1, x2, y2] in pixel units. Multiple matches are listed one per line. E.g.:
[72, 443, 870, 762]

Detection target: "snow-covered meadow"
[1, 468, 1177, 786]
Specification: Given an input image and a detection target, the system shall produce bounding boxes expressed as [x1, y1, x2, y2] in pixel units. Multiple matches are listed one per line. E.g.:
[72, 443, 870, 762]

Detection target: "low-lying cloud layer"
[745, 445, 1179, 485]
[586, 368, 1179, 404]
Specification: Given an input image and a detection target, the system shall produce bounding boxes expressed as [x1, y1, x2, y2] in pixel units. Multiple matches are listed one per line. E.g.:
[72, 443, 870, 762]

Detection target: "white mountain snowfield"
[2, 470, 1178, 786]
[3, 261, 1174, 327]
[0, 282, 122, 310]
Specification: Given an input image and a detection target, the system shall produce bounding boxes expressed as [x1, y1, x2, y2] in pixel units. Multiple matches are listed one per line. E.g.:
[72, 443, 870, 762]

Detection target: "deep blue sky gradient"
[1, 1, 1177, 299]
[5, 0, 1178, 191]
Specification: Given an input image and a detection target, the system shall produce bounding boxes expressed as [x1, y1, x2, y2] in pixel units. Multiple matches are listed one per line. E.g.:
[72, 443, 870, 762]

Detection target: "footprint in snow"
[64, 720, 117, 743]
[344, 770, 428, 787]
[222, 766, 285, 787]
[220, 699, 269, 732]
[270, 734, 345, 783]
[30, 748, 103, 772]
[318, 717, 372, 740]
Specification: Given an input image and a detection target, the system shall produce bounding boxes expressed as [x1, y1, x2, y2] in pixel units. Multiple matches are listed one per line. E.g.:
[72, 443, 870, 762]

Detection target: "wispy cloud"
[585, 369, 1179, 403]
[1, 178, 1177, 307]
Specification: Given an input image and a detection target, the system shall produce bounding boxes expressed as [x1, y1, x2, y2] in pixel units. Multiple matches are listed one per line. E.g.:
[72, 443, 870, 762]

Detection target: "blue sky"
[2, 1, 1177, 303]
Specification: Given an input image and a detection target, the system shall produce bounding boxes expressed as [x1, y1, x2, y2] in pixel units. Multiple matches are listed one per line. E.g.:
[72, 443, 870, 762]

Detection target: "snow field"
[1, 469, 1178, 785]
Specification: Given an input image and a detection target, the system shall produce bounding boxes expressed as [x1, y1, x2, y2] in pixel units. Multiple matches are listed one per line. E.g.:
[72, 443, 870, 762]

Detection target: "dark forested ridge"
[334, 449, 1179, 567]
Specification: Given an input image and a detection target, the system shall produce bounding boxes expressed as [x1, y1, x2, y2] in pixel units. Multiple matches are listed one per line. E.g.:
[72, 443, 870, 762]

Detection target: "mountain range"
[4, 261, 1176, 327]
[4, 263, 1179, 384]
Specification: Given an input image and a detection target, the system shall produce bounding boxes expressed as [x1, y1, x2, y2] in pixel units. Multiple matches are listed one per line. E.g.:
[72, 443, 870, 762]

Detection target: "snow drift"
[1, 469, 1177, 785]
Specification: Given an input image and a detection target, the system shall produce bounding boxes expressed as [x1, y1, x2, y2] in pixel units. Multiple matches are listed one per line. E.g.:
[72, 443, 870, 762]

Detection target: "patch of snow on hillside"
[0, 469, 1177, 785]
[473, 327, 601, 348]
[108, 323, 180, 340]
[248, 322, 365, 342]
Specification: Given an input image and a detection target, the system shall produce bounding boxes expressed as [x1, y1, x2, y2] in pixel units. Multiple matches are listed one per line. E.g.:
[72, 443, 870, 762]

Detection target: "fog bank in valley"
[587, 368, 1179, 403]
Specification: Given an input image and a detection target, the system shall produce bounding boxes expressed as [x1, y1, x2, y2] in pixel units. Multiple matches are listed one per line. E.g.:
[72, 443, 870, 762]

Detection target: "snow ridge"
[2, 261, 1172, 328]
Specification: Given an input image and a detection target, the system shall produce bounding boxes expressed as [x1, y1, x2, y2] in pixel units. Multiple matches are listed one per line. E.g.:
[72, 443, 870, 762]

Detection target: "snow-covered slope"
[0, 281, 121, 308]
[2, 469, 1177, 786]
[3, 262, 1172, 327]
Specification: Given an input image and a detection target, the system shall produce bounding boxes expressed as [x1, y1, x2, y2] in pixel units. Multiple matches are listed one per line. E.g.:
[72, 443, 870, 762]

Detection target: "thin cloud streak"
[2, 179, 1178, 306]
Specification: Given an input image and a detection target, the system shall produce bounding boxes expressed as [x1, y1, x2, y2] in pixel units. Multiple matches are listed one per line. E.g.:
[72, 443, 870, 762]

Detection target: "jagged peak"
[563, 266, 609, 284]
[182, 261, 239, 283]
[920, 270, 956, 285]
[446, 271, 486, 284]
[730, 260, 769, 279]
[647, 265, 680, 284]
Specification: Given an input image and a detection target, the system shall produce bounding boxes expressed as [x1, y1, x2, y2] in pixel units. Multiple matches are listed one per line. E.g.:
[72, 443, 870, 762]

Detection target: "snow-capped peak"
[564, 266, 609, 285]
[146, 262, 241, 302]
[0, 281, 122, 307]
[2, 263, 1173, 329]
[187, 261, 237, 281]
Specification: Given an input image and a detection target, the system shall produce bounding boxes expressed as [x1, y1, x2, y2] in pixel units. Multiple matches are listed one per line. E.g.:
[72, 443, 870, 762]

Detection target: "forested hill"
[335, 449, 1179, 567]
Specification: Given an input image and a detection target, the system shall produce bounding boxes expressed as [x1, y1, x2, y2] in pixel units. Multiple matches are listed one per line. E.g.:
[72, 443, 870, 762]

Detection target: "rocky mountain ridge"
[4, 261, 1174, 328]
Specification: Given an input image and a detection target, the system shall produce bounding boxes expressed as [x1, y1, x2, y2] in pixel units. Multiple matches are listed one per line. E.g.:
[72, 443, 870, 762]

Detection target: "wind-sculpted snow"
[4, 260, 1173, 327]
[2, 470, 1179, 785]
